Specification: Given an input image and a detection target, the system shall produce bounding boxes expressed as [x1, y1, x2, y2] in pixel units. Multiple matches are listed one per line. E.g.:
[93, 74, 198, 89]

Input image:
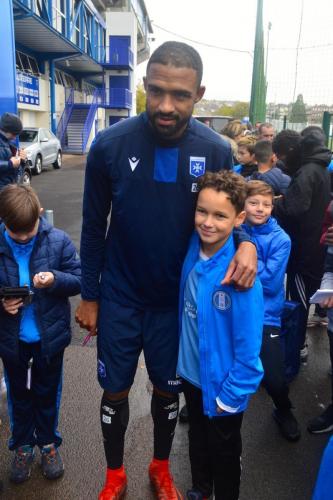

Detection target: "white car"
[19, 128, 62, 175]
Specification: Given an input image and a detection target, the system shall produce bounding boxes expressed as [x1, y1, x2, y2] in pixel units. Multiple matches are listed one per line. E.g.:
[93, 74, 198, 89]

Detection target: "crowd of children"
[0, 123, 333, 500]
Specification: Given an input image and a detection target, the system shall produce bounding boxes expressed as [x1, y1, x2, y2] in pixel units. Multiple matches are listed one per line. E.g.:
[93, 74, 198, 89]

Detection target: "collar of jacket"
[191, 231, 235, 269]
[243, 216, 277, 236]
[0, 216, 52, 256]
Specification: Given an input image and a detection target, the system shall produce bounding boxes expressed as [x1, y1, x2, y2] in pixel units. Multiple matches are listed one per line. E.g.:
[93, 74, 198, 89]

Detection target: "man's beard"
[148, 111, 189, 139]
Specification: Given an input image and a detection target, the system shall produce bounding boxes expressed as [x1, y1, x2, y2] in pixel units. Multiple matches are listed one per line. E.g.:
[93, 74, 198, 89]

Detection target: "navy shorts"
[97, 299, 182, 394]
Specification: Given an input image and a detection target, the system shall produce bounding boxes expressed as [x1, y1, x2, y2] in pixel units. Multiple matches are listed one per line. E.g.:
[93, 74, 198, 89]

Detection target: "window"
[16, 51, 40, 77]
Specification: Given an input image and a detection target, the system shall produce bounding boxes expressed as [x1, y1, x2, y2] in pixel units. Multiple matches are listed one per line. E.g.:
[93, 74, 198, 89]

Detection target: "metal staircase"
[63, 106, 90, 154]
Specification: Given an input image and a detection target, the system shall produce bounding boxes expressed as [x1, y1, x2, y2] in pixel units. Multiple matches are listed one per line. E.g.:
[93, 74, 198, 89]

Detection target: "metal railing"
[96, 46, 134, 67]
[82, 89, 101, 153]
[56, 88, 74, 146]
[101, 88, 132, 109]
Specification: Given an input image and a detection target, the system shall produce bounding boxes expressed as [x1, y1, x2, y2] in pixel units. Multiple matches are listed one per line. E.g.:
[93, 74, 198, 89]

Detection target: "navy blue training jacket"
[81, 112, 241, 309]
[0, 218, 81, 362]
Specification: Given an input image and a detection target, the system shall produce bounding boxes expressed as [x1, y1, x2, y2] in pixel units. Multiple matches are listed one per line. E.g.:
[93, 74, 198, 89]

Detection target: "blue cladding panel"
[0, 0, 17, 116]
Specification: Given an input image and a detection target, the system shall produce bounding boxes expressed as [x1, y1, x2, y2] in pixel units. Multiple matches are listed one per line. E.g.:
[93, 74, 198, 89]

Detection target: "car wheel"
[21, 169, 31, 186]
[34, 155, 42, 175]
[53, 150, 62, 169]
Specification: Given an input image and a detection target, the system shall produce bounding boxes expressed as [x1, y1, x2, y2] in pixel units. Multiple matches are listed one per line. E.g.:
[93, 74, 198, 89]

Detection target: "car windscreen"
[19, 130, 38, 143]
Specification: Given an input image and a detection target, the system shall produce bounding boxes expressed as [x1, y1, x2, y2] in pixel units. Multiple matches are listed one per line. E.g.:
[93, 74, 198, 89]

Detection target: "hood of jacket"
[243, 216, 279, 236]
[0, 217, 53, 255]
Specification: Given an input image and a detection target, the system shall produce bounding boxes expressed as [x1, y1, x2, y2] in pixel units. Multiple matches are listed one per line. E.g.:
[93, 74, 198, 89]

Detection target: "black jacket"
[0, 131, 18, 190]
[274, 145, 331, 280]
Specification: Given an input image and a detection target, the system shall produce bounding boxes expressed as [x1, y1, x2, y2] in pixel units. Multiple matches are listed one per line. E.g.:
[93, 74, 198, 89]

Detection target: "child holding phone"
[0, 184, 81, 484]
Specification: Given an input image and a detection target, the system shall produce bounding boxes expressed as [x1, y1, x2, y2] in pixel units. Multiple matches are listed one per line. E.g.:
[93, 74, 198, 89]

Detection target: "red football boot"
[98, 466, 127, 500]
[149, 458, 183, 499]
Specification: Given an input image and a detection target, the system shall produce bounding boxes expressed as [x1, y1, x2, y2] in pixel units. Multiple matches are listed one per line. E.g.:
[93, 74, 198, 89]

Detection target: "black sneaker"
[41, 444, 64, 480]
[179, 404, 189, 423]
[273, 408, 301, 441]
[307, 405, 333, 434]
[10, 445, 34, 483]
[0, 478, 3, 492]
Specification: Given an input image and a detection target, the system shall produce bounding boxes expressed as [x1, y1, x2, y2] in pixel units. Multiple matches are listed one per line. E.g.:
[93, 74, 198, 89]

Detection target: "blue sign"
[16, 71, 39, 106]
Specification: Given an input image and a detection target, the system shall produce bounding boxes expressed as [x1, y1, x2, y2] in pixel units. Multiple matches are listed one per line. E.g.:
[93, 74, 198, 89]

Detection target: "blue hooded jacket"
[247, 167, 291, 195]
[242, 217, 291, 327]
[0, 217, 81, 362]
[179, 232, 264, 417]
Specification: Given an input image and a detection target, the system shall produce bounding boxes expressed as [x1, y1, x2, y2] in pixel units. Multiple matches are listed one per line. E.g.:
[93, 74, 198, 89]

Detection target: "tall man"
[76, 42, 257, 500]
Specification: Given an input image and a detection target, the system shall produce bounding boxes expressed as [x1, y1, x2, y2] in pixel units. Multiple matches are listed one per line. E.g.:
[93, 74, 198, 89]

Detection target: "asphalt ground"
[0, 155, 332, 499]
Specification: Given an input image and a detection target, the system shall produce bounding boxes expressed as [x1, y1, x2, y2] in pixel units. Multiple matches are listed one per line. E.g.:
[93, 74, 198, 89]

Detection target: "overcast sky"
[137, 0, 333, 106]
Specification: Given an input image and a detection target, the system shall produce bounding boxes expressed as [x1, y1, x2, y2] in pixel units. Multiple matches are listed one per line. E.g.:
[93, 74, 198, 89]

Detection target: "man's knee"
[103, 388, 130, 401]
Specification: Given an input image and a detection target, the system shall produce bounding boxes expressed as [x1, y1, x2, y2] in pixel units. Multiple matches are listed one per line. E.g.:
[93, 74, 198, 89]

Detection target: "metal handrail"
[56, 88, 74, 146]
[82, 89, 101, 153]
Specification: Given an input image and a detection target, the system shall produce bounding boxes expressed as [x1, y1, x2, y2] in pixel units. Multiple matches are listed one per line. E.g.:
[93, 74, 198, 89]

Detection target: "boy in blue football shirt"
[177, 171, 264, 500]
[243, 180, 300, 442]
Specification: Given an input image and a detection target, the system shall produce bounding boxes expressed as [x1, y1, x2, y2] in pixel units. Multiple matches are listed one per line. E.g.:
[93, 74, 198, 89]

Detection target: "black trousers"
[327, 329, 333, 402]
[260, 326, 292, 410]
[2, 341, 64, 450]
[183, 380, 243, 500]
[286, 271, 321, 347]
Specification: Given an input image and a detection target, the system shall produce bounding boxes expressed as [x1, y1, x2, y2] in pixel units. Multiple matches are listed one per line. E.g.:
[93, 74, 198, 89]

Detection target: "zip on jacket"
[179, 232, 264, 417]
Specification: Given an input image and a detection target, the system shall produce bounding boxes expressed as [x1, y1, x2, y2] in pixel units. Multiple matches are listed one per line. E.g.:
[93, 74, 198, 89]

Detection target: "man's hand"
[1, 298, 23, 315]
[324, 226, 333, 246]
[33, 272, 54, 289]
[320, 297, 333, 309]
[222, 241, 257, 289]
[216, 406, 224, 414]
[9, 156, 21, 168]
[75, 300, 99, 336]
[18, 149, 27, 161]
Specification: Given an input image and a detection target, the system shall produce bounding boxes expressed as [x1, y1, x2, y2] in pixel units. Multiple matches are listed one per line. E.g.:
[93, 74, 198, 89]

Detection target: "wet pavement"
[0, 155, 332, 499]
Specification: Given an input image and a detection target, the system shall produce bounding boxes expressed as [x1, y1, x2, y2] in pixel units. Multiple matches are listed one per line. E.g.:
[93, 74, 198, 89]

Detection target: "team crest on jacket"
[213, 290, 231, 311]
[190, 157, 206, 177]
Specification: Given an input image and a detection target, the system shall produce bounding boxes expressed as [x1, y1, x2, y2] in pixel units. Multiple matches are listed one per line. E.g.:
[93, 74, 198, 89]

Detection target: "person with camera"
[0, 112, 27, 191]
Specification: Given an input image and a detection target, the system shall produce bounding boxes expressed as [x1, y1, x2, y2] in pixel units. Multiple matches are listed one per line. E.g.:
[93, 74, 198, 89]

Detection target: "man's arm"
[75, 135, 112, 334]
[222, 228, 257, 289]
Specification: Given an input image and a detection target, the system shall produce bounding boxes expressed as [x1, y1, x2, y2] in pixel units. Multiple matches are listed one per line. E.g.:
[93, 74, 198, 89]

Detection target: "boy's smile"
[195, 188, 245, 257]
[245, 195, 273, 226]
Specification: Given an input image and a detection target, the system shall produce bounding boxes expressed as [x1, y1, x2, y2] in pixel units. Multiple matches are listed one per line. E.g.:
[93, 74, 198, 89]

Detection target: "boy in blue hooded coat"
[242, 180, 300, 442]
[0, 184, 81, 485]
[177, 171, 263, 500]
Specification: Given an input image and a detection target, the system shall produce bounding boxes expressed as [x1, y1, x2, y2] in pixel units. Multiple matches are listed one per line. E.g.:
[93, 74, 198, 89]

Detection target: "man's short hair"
[254, 140, 273, 163]
[272, 129, 301, 157]
[0, 184, 40, 232]
[147, 41, 203, 86]
[198, 171, 247, 214]
[258, 122, 274, 134]
[246, 180, 274, 199]
[237, 136, 257, 155]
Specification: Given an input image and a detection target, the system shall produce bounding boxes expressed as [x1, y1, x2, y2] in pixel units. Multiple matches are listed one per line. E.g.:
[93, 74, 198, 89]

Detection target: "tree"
[213, 102, 249, 120]
[289, 94, 307, 123]
[136, 82, 146, 115]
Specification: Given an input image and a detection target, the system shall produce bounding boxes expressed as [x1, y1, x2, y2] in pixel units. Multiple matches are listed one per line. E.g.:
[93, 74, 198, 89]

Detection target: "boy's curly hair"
[197, 171, 247, 213]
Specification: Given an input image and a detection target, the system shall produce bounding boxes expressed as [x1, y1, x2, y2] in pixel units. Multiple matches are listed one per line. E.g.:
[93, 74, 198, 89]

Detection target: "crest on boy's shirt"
[190, 156, 206, 177]
[213, 290, 231, 311]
